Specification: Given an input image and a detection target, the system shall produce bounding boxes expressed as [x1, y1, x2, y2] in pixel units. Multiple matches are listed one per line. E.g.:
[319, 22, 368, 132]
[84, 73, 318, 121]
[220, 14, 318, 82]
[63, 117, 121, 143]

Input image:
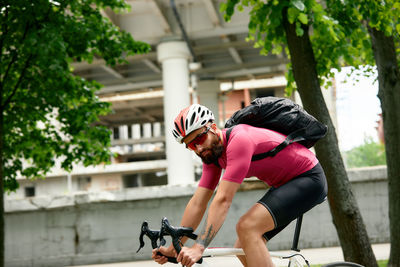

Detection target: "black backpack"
[224, 97, 328, 161]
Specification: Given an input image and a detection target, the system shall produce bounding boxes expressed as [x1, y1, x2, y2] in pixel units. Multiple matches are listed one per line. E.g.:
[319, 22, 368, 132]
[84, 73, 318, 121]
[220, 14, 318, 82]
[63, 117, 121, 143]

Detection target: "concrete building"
[6, 0, 338, 200]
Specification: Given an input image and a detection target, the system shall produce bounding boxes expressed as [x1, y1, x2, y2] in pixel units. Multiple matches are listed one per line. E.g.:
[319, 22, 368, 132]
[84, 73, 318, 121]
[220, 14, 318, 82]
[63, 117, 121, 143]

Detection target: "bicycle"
[137, 216, 364, 267]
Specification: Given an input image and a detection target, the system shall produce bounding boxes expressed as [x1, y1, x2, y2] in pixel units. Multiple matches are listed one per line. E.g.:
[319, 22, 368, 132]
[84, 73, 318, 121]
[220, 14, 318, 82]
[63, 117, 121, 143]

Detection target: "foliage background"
[343, 137, 386, 168]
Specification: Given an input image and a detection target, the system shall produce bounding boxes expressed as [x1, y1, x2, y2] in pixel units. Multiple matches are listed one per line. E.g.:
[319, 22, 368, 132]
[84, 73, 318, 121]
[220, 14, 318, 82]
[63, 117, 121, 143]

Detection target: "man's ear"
[211, 123, 217, 130]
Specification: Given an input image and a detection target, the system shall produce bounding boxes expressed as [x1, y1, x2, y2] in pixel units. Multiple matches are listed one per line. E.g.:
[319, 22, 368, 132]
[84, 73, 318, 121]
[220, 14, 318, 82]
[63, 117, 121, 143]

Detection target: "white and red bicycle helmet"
[172, 104, 215, 143]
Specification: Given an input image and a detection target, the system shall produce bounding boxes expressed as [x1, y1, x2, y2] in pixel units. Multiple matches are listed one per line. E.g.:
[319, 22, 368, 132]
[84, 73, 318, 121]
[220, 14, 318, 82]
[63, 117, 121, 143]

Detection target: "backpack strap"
[225, 127, 234, 143]
[216, 126, 308, 164]
[251, 128, 307, 161]
[213, 127, 234, 168]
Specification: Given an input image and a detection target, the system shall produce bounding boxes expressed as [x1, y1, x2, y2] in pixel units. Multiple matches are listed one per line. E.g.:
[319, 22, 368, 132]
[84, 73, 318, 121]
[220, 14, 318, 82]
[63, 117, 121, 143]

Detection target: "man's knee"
[236, 206, 275, 237]
[236, 215, 270, 236]
[236, 215, 252, 236]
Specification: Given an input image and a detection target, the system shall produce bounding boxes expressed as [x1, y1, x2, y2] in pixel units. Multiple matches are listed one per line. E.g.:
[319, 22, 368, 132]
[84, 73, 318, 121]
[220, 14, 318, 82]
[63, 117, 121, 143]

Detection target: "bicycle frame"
[137, 217, 364, 267]
[137, 217, 309, 267]
[201, 247, 307, 267]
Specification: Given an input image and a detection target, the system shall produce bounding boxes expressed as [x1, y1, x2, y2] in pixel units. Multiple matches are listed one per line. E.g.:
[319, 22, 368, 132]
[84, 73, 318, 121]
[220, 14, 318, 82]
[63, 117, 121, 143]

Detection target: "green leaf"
[288, 7, 300, 24]
[298, 13, 308, 24]
[385, 25, 393, 35]
[295, 22, 304, 36]
[311, 3, 323, 13]
[291, 0, 305, 11]
[220, 2, 227, 12]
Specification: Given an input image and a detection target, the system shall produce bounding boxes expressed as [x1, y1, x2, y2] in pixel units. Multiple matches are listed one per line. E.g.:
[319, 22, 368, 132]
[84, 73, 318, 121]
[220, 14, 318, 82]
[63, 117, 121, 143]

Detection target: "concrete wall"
[5, 166, 389, 267]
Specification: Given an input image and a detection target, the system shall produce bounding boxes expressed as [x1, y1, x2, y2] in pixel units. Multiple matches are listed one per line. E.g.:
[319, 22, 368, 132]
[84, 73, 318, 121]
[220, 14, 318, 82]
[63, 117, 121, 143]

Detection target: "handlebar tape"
[156, 251, 178, 264]
[156, 251, 203, 264]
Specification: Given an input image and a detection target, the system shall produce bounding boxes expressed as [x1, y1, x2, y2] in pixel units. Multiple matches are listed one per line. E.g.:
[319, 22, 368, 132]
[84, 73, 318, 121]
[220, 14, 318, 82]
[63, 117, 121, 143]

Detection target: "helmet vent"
[201, 110, 205, 117]
[201, 120, 207, 125]
[180, 117, 185, 133]
[174, 122, 181, 134]
[190, 112, 196, 126]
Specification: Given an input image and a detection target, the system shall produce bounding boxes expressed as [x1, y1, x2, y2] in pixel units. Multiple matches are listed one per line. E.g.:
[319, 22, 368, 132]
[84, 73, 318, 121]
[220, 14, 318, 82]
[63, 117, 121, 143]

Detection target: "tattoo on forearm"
[196, 215, 218, 248]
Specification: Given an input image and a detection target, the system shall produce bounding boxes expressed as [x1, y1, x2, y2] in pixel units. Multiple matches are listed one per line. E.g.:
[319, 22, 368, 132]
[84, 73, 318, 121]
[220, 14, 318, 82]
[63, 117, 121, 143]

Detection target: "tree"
[325, 1, 400, 265]
[222, 1, 377, 266]
[368, 18, 400, 267]
[0, 1, 150, 266]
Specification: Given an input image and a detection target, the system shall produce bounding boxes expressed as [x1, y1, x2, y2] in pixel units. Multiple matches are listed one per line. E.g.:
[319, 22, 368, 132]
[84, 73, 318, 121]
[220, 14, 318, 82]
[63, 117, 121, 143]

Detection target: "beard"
[199, 141, 224, 165]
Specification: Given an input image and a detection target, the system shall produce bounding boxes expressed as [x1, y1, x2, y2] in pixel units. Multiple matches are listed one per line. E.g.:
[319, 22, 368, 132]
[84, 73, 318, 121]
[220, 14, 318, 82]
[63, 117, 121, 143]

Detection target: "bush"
[343, 136, 386, 168]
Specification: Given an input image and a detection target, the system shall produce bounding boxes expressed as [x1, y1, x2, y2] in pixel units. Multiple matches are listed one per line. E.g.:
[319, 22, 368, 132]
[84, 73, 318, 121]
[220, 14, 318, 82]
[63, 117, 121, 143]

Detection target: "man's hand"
[152, 245, 177, 265]
[177, 243, 205, 267]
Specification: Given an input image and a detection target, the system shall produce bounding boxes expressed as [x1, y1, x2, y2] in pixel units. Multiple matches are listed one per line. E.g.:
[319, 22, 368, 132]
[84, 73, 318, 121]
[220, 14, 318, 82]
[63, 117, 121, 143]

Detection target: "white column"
[197, 80, 220, 127]
[153, 122, 161, 137]
[143, 123, 152, 138]
[119, 125, 130, 153]
[158, 39, 194, 185]
[132, 124, 141, 152]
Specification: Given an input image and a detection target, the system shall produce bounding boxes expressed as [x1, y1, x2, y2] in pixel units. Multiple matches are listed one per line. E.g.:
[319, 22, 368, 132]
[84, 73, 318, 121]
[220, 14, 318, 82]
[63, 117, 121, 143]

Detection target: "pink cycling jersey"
[199, 124, 318, 190]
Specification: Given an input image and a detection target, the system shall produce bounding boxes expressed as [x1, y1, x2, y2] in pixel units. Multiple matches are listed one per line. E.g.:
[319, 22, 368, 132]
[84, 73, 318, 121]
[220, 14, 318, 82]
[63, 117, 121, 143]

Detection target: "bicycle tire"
[322, 261, 364, 267]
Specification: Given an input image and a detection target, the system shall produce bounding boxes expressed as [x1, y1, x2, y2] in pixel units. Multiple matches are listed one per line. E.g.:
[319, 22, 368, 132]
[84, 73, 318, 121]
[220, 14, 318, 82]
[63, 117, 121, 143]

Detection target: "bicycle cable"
[282, 253, 310, 267]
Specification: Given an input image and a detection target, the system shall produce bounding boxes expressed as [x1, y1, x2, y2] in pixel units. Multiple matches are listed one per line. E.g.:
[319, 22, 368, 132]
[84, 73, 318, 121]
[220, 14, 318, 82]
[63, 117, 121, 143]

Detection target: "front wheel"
[322, 262, 364, 267]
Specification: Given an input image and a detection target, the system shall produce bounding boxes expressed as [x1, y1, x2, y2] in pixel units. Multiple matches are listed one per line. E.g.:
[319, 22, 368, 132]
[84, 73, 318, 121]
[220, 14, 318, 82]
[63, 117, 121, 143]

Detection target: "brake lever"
[136, 221, 161, 252]
[137, 221, 178, 264]
[159, 217, 203, 264]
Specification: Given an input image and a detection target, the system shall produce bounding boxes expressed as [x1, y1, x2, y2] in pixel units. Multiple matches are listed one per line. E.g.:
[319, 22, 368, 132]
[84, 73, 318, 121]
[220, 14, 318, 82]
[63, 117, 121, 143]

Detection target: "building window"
[123, 174, 140, 188]
[25, 186, 35, 197]
[142, 172, 167, 186]
[123, 172, 168, 188]
[78, 176, 91, 191]
[113, 127, 120, 140]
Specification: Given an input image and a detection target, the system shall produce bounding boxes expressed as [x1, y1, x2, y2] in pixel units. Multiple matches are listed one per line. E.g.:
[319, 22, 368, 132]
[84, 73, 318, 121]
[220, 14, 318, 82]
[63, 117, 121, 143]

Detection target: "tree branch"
[0, 21, 30, 91]
[1, 54, 32, 111]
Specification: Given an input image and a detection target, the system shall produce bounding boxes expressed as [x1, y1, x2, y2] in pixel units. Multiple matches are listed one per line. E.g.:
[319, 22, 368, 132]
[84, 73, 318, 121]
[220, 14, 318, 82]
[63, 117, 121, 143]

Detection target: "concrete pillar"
[132, 124, 141, 152]
[197, 80, 220, 126]
[119, 125, 129, 153]
[153, 122, 161, 137]
[157, 39, 194, 185]
[143, 123, 152, 138]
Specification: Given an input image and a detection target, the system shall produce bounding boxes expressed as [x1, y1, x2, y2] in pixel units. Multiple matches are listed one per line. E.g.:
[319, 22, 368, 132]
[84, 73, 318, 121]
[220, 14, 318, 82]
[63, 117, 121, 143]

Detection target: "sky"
[334, 66, 381, 151]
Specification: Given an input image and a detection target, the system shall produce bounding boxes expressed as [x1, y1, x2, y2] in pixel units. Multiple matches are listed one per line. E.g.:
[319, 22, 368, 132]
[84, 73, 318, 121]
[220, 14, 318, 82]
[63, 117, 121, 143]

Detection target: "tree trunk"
[368, 26, 400, 267]
[0, 102, 5, 267]
[282, 9, 378, 267]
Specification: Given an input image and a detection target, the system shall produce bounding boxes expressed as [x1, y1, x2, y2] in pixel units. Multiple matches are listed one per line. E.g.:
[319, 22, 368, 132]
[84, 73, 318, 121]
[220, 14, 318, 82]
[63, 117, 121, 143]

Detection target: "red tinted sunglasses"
[186, 126, 211, 150]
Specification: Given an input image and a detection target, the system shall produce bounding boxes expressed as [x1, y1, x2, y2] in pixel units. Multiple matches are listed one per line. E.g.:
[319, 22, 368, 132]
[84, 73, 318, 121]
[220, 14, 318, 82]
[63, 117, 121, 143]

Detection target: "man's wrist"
[193, 242, 206, 253]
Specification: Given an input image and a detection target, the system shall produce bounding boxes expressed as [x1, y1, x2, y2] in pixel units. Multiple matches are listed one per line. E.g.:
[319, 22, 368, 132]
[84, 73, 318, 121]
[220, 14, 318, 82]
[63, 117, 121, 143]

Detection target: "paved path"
[70, 243, 389, 267]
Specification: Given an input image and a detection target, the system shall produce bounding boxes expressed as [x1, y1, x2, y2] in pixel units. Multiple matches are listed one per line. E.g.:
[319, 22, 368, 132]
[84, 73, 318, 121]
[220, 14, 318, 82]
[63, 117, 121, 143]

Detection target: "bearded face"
[196, 131, 224, 164]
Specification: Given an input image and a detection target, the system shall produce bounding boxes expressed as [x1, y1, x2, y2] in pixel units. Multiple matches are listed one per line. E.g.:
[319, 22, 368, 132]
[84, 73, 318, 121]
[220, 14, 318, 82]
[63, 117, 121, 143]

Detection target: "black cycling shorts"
[257, 163, 328, 241]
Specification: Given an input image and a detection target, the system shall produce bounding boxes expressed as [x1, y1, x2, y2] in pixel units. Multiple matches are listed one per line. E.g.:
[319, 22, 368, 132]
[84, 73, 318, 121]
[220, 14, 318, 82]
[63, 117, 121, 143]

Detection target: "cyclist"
[152, 104, 328, 267]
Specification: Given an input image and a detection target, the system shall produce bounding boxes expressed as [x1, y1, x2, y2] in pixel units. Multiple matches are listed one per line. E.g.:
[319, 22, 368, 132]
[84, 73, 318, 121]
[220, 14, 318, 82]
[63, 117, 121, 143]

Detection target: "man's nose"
[195, 143, 205, 152]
